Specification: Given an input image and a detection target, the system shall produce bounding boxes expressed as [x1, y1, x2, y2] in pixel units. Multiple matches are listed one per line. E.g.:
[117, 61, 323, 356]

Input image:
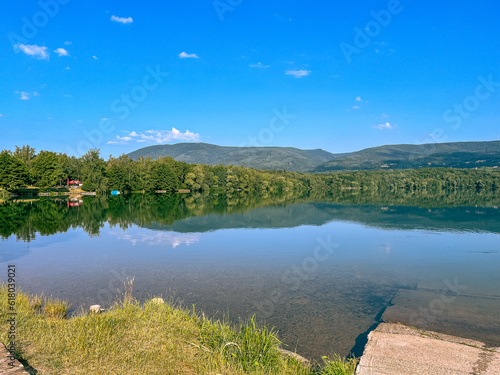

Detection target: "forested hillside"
[128, 143, 342, 172]
[314, 141, 500, 171]
[127, 141, 500, 172]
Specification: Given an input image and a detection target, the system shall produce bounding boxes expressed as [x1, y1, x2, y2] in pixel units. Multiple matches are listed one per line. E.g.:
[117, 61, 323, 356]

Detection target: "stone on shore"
[356, 323, 500, 375]
[89, 304, 103, 313]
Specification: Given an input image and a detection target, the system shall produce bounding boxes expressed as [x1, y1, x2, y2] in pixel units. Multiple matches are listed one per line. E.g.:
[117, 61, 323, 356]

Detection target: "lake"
[1, 193, 499, 360]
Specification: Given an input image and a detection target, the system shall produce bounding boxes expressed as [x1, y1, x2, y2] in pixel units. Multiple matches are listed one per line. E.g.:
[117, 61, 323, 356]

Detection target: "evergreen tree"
[0, 151, 28, 190]
[31, 151, 64, 188]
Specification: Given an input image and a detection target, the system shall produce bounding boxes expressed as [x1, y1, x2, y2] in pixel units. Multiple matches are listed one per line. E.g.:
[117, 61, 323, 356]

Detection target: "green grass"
[43, 298, 70, 319]
[320, 355, 359, 375]
[0, 284, 357, 375]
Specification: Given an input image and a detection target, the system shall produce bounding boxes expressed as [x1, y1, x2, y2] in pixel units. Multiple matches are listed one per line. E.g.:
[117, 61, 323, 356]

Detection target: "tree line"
[1, 145, 500, 195]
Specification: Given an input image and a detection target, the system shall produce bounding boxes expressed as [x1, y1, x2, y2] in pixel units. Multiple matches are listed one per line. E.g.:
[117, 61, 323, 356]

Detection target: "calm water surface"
[1, 195, 499, 360]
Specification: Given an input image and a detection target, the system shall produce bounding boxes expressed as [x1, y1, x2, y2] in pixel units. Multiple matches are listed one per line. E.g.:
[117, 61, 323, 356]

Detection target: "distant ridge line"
[127, 140, 500, 172]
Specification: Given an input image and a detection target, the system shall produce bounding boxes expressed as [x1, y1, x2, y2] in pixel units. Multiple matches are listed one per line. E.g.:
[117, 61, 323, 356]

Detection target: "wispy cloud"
[15, 44, 49, 60]
[15, 91, 38, 100]
[107, 135, 133, 144]
[375, 122, 394, 130]
[92, 55, 98, 60]
[352, 105, 360, 110]
[179, 52, 199, 59]
[111, 15, 133, 24]
[355, 96, 363, 102]
[64, 41, 72, 45]
[285, 69, 311, 78]
[54, 47, 69, 57]
[250, 62, 270, 68]
[108, 128, 201, 145]
[0, 114, 3, 117]
[65, 66, 71, 70]
[15, 91, 31, 100]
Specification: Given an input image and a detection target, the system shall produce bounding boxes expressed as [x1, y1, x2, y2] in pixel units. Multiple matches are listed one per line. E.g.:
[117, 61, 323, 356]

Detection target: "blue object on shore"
[111, 190, 120, 195]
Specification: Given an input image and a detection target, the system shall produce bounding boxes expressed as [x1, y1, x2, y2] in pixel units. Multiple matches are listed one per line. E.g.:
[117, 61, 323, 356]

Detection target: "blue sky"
[1, 0, 499, 157]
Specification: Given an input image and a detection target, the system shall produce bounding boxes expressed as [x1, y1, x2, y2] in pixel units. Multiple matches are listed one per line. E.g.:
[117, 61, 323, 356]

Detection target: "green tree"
[106, 154, 134, 192]
[30, 151, 64, 188]
[0, 151, 28, 190]
[80, 149, 107, 192]
[13, 145, 36, 184]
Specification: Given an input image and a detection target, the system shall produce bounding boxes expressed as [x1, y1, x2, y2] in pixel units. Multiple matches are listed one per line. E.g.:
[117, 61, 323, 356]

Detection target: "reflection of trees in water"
[1, 188, 499, 241]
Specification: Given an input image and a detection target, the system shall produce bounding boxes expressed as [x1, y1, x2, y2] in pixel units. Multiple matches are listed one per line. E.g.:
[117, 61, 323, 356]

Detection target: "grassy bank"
[0, 285, 357, 374]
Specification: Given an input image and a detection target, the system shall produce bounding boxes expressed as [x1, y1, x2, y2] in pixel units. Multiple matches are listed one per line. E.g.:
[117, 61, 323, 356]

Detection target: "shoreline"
[356, 322, 500, 374]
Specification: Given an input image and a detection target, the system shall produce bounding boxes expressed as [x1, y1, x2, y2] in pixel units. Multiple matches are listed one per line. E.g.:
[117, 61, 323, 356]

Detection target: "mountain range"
[127, 140, 500, 172]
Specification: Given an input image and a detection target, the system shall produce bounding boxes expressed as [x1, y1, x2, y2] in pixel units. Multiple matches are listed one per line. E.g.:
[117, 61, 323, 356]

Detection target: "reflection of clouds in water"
[110, 231, 201, 248]
[381, 244, 391, 254]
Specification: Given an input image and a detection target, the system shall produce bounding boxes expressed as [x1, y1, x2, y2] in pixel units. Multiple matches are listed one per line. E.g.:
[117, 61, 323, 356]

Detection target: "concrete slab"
[356, 323, 500, 375]
[0, 344, 30, 374]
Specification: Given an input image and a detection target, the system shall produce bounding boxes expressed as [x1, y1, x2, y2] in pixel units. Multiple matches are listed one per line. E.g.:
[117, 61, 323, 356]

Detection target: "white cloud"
[111, 15, 133, 24]
[0, 114, 3, 117]
[140, 128, 200, 143]
[15, 44, 49, 60]
[375, 122, 394, 130]
[352, 105, 359, 110]
[76, 120, 84, 123]
[107, 135, 133, 145]
[15, 91, 36, 100]
[250, 62, 270, 68]
[64, 41, 72, 45]
[108, 128, 201, 145]
[54, 47, 69, 56]
[179, 52, 199, 59]
[92, 55, 98, 60]
[65, 66, 71, 70]
[285, 69, 311, 78]
[355, 96, 362, 102]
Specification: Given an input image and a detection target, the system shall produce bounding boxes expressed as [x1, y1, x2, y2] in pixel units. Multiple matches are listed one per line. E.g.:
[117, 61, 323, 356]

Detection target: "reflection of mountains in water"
[0, 248, 30, 263]
[2, 194, 500, 244]
[148, 203, 500, 234]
